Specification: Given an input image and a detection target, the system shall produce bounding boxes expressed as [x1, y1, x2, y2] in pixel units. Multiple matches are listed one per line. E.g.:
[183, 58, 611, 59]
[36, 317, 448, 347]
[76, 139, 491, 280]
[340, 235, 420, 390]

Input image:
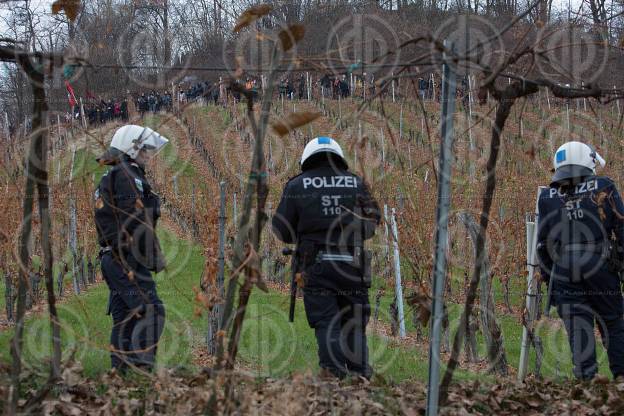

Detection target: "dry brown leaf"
[592, 374, 610, 385]
[271, 111, 321, 137]
[594, 191, 608, 221]
[295, 272, 305, 288]
[406, 290, 432, 326]
[233, 4, 272, 33]
[255, 276, 269, 292]
[278, 25, 305, 51]
[51, 0, 80, 22]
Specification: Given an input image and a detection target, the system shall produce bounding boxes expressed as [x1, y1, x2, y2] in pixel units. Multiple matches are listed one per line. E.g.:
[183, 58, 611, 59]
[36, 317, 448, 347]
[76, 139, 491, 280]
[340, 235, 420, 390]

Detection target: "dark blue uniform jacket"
[272, 165, 380, 247]
[537, 175, 624, 283]
[94, 158, 165, 272]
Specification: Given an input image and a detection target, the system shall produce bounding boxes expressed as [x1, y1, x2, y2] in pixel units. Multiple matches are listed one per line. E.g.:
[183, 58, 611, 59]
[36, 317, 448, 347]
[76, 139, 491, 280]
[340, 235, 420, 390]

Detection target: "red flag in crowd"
[65, 80, 77, 108]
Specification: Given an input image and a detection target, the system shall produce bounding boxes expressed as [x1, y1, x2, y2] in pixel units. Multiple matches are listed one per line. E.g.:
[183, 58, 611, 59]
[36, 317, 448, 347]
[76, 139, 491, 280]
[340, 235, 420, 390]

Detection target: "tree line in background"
[2, 0, 624, 130]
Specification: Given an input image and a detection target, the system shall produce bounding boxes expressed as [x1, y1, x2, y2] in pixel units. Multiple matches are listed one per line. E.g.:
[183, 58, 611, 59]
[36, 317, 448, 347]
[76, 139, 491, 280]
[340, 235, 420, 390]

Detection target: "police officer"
[272, 137, 380, 379]
[537, 141, 624, 380]
[94, 125, 168, 373]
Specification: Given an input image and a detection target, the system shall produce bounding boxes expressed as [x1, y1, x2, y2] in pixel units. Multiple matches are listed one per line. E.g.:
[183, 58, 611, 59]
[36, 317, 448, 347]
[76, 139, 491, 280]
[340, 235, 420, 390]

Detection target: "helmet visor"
[135, 128, 169, 157]
[593, 151, 606, 168]
[551, 164, 594, 186]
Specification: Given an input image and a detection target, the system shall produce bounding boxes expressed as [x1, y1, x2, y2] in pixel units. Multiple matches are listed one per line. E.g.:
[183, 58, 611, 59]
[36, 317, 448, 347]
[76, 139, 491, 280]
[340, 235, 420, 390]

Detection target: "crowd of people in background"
[54, 72, 463, 131]
[0, 67, 503, 142]
[85, 98, 129, 125]
[135, 91, 173, 116]
[182, 81, 220, 104]
[76, 82, 220, 127]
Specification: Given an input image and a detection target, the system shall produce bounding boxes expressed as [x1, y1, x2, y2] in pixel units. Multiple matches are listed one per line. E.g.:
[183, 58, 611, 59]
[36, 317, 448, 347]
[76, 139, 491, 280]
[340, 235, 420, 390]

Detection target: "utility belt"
[99, 246, 112, 258]
[98, 236, 165, 274]
[98, 246, 126, 268]
[296, 240, 372, 288]
[561, 241, 624, 275]
[98, 246, 138, 273]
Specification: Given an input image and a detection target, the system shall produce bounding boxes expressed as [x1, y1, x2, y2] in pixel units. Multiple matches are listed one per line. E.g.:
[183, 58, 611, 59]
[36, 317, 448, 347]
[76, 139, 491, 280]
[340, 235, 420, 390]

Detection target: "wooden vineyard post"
[390, 208, 406, 338]
[399, 101, 404, 140]
[56, 114, 61, 143]
[518, 186, 547, 381]
[566, 101, 570, 132]
[191, 183, 198, 239]
[467, 75, 475, 178]
[208, 181, 227, 354]
[69, 197, 79, 295]
[79, 97, 87, 129]
[350, 73, 354, 98]
[306, 72, 311, 101]
[233, 192, 238, 231]
[57, 264, 64, 297]
[80, 249, 88, 288]
[384, 204, 390, 263]
[545, 88, 551, 110]
[4, 271, 13, 321]
[426, 40, 456, 416]
[68, 146, 79, 294]
[338, 94, 342, 129]
[268, 136, 274, 173]
[3, 111, 8, 138]
[380, 127, 385, 170]
[264, 202, 271, 279]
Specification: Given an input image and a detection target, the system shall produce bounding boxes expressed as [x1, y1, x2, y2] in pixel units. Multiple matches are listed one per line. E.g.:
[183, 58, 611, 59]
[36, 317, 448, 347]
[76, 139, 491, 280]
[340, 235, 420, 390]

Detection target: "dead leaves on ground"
[271, 111, 321, 137]
[6, 364, 624, 415]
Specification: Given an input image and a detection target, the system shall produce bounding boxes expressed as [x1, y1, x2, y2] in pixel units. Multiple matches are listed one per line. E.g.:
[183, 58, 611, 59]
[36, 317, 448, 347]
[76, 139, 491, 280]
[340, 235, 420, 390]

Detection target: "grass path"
[0, 214, 610, 382]
[1, 103, 617, 388]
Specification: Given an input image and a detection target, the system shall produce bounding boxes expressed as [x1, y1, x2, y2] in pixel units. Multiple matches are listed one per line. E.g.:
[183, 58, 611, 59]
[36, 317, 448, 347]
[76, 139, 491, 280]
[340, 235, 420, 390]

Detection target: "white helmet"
[97, 125, 169, 164]
[551, 141, 605, 184]
[300, 136, 347, 168]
